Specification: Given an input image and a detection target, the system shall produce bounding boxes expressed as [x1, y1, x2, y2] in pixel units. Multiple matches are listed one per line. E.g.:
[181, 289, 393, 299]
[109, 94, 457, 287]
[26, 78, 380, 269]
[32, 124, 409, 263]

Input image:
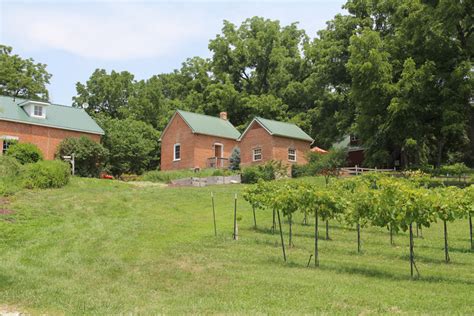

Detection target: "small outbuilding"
[238, 117, 313, 168]
[159, 110, 240, 171]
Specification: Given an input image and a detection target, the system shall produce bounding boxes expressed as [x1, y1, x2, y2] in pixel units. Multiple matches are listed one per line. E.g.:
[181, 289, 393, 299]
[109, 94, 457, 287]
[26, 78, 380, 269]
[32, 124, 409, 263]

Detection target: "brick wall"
[160, 114, 196, 170]
[0, 120, 101, 160]
[160, 114, 239, 170]
[239, 121, 311, 167]
[194, 134, 238, 169]
[271, 135, 311, 166]
[239, 122, 275, 167]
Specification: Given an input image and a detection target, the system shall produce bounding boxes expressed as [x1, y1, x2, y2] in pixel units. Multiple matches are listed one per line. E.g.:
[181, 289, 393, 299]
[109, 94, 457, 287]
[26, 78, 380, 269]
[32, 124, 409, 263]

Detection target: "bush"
[98, 117, 161, 177]
[241, 160, 288, 184]
[6, 142, 43, 164]
[229, 147, 241, 170]
[56, 136, 108, 177]
[0, 156, 22, 196]
[22, 160, 71, 189]
[0, 155, 21, 178]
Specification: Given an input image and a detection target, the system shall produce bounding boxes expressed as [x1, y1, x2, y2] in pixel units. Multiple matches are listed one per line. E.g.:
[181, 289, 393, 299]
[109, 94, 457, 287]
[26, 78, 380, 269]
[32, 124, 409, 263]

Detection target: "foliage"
[229, 146, 241, 170]
[0, 155, 21, 178]
[440, 163, 470, 179]
[0, 156, 22, 196]
[0, 45, 52, 100]
[5, 142, 43, 164]
[293, 149, 347, 184]
[22, 160, 71, 189]
[56, 136, 108, 177]
[72, 2, 473, 168]
[98, 117, 161, 177]
[241, 160, 288, 184]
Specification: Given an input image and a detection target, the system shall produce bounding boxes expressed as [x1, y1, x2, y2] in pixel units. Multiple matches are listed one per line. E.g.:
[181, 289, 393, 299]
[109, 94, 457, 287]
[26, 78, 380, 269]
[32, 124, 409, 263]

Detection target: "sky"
[0, 0, 346, 105]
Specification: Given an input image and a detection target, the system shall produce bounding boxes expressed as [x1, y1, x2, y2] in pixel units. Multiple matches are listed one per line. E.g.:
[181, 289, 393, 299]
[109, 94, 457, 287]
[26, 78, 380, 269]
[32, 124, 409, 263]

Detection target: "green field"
[0, 177, 473, 314]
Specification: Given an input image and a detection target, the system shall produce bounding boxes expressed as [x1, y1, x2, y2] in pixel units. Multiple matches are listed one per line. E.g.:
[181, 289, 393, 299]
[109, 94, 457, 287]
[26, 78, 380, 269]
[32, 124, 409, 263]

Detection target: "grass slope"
[0, 177, 472, 314]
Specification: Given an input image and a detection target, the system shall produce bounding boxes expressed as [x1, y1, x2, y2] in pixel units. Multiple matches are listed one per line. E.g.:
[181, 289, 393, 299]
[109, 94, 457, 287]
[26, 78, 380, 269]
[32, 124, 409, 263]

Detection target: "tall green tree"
[73, 69, 136, 118]
[0, 45, 51, 101]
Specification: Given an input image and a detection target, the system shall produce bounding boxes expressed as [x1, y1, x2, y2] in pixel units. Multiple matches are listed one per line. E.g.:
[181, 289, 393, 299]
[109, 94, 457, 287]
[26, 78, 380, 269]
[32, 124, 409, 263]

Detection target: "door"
[214, 144, 223, 158]
[214, 144, 223, 167]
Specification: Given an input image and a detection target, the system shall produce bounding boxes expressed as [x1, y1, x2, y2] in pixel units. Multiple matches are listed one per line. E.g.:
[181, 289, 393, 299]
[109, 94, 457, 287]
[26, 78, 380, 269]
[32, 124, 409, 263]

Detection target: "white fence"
[340, 166, 396, 176]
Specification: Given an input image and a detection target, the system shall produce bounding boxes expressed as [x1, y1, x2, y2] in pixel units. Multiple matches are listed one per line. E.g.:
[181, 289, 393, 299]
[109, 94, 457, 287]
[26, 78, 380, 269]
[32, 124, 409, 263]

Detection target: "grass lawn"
[0, 177, 473, 314]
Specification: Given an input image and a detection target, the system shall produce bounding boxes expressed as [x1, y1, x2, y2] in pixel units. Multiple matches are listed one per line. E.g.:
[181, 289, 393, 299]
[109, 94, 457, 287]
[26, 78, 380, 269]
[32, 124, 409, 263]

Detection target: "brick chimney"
[219, 111, 228, 120]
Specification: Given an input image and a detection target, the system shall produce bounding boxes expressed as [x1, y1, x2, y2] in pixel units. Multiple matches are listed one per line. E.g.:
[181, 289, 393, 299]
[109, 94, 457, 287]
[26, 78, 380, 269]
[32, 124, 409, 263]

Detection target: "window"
[173, 143, 181, 161]
[288, 148, 296, 162]
[252, 148, 262, 161]
[2, 138, 17, 154]
[33, 105, 43, 117]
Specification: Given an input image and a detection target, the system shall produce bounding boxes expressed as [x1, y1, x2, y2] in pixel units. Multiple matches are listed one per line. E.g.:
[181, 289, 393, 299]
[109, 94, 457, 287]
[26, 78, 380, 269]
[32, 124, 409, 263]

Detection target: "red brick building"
[0, 96, 104, 159]
[238, 117, 313, 168]
[160, 110, 314, 171]
[160, 110, 240, 170]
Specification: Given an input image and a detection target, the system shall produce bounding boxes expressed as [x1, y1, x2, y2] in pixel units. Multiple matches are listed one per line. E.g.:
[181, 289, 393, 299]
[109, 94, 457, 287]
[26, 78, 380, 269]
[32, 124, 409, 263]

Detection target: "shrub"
[441, 163, 470, 181]
[98, 117, 161, 177]
[229, 147, 241, 170]
[0, 155, 21, 178]
[56, 136, 108, 177]
[22, 160, 71, 189]
[6, 142, 43, 164]
[0, 156, 22, 196]
[241, 160, 288, 184]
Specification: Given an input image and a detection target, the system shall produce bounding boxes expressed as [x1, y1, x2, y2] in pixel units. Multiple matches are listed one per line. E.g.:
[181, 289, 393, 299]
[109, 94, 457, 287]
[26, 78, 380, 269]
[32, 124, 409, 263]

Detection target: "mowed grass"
[0, 177, 473, 314]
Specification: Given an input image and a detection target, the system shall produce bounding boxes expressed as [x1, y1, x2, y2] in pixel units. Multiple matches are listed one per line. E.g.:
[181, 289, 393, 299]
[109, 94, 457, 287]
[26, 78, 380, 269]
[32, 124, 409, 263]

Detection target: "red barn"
[0, 96, 104, 159]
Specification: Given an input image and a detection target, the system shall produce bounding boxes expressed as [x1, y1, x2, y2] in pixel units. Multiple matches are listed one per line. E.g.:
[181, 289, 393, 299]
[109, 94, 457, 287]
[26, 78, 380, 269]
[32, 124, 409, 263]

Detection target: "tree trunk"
[233, 194, 237, 240]
[469, 214, 473, 251]
[357, 222, 361, 253]
[409, 223, 414, 278]
[272, 209, 276, 234]
[252, 205, 257, 228]
[211, 193, 217, 237]
[435, 140, 445, 169]
[390, 223, 394, 246]
[277, 210, 286, 262]
[325, 220, 330, 240]
[315, 209, 319, 267]
[288, 214, 293, 247]
[444, 220, 450, 263]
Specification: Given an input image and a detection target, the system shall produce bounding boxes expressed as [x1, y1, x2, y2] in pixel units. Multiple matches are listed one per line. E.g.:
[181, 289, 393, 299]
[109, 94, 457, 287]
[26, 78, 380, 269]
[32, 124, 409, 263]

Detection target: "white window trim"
[173, 143, 181, 161]
[252, 148, 262, 161]
[32, 105, 45, 118]
[288, 148, 297, 162]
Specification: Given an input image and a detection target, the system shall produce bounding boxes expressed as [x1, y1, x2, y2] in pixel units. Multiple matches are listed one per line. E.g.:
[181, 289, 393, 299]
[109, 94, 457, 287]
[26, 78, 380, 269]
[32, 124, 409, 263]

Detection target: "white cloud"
[1, 3, 214, 60]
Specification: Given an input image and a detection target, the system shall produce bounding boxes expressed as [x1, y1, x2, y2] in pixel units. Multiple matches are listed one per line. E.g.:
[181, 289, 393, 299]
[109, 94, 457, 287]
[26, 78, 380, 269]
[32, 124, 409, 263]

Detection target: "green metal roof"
[170, 110, 241, 140]
[240, 117, 313, 142]
[0, 95, 104, 135]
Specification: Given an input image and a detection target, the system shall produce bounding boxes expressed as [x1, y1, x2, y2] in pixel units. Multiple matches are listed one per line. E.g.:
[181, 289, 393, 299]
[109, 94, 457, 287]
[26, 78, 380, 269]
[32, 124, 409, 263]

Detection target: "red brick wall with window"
[160, 114, 239, 170]
[239, 121, 311, 167]
[160, 114, 196, 170]
[0, 120, 101, 160]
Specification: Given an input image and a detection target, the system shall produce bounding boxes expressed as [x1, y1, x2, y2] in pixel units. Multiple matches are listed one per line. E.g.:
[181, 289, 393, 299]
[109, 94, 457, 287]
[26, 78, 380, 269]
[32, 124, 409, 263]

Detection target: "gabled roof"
[332, 135, 364, 152]
[0, 95, 104, 135]
[239, 117, 314, 142]
[161, 110, 241, 140]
